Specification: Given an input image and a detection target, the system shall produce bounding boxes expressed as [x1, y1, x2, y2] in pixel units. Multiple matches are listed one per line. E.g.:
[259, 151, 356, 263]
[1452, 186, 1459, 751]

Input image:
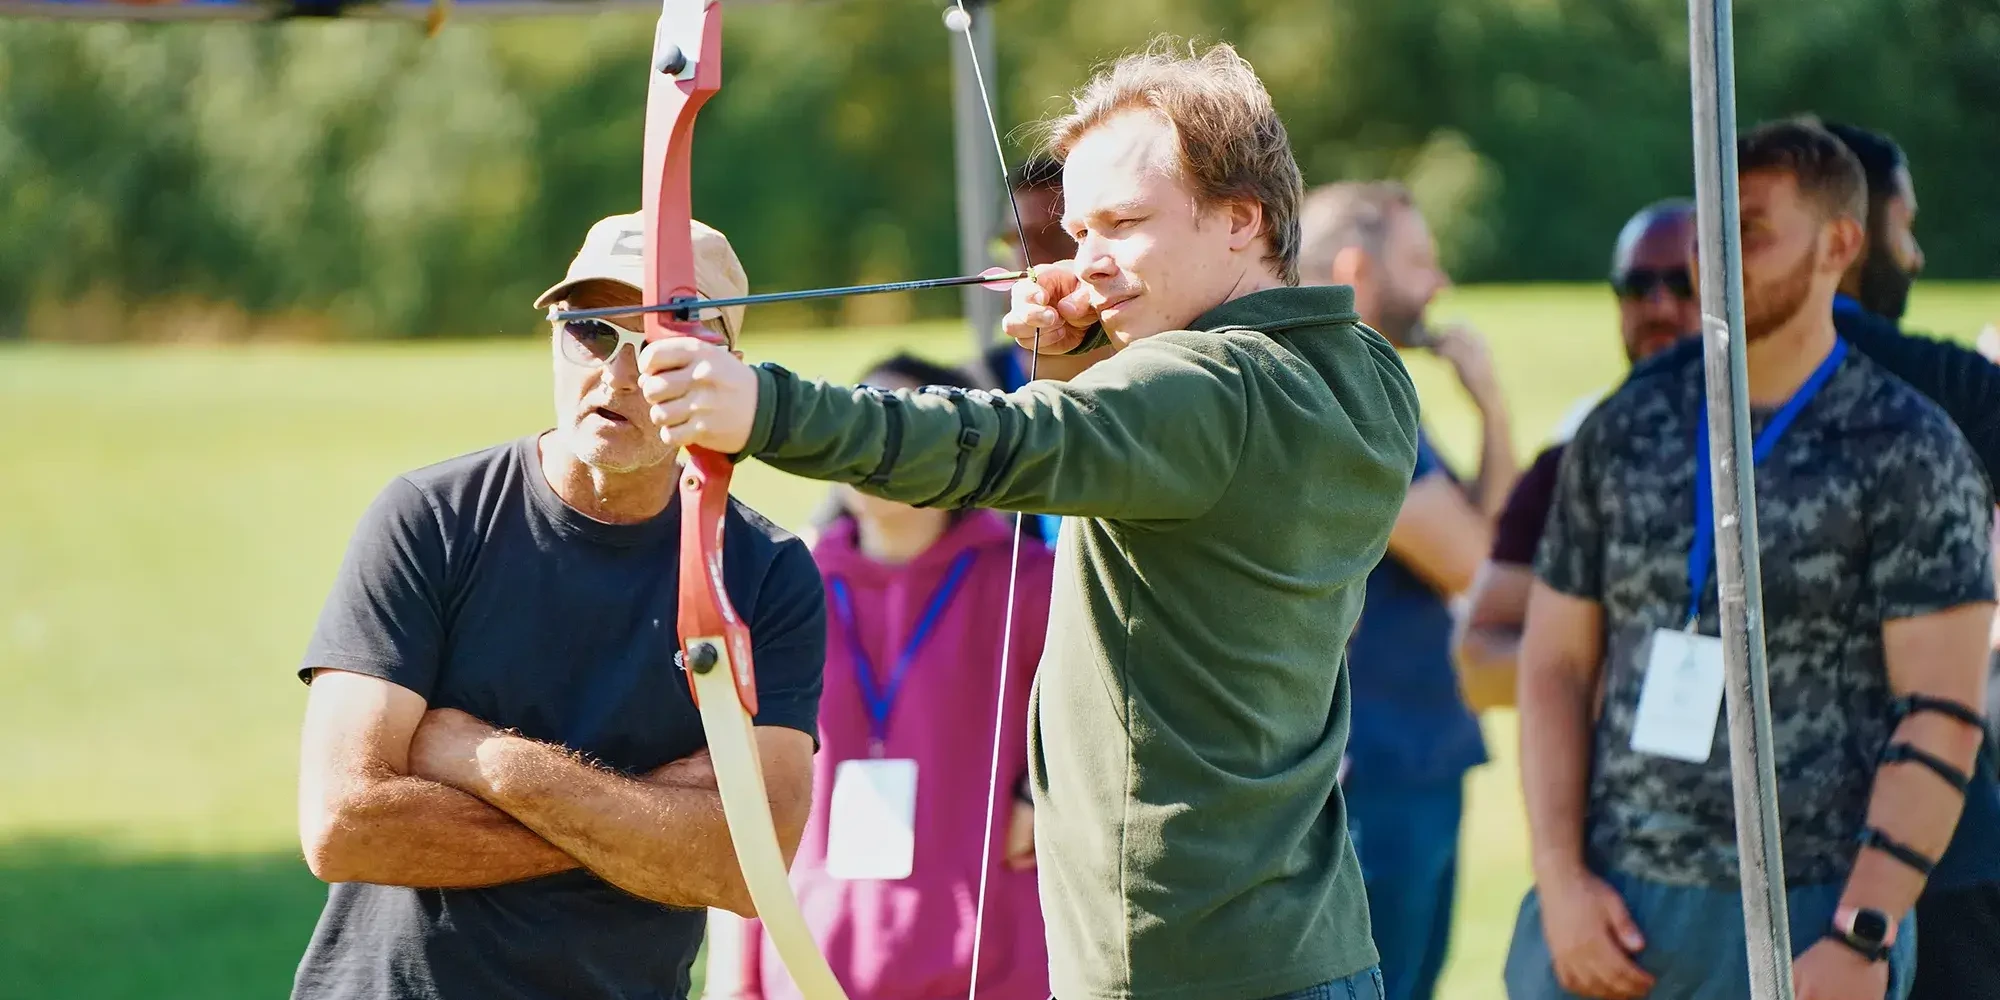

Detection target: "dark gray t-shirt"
[291, 434, 826, 1000]
[1536, 344, 1993, 887]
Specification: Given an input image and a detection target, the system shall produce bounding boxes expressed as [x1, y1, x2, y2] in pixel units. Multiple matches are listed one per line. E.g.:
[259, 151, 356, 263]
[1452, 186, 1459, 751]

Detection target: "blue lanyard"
[827, 551, 976, 751]
[1687, 339, 1848, 625]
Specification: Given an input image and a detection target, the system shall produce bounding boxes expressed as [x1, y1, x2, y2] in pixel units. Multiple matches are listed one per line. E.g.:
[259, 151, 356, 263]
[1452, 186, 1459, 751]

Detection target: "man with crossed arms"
[290, 217, 826, 1000]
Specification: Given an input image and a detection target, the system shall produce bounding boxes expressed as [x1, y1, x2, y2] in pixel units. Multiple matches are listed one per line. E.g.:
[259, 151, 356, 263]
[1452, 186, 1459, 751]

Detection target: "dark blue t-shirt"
[291, 434, 827, 1000]
[1344, 431, 1488, 788]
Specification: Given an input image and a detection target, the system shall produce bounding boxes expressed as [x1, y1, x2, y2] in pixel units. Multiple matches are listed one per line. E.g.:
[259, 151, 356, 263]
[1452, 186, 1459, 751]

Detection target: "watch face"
[1852, 910, 1889, 942]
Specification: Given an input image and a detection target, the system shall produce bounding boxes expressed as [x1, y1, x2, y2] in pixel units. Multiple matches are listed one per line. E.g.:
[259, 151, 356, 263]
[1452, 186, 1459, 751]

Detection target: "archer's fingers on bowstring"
[1011, 261, 1080, 310]
[1004, 280, 1085, 353]
[1002, 299, 1063, 347]
[1055, 280, 1098, 327]
[1006, 274, 1060, 324]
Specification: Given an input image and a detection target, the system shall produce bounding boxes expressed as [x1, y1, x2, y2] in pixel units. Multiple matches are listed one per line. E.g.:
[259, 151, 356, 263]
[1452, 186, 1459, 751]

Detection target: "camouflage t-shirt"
[1536, 341, 1995, 887]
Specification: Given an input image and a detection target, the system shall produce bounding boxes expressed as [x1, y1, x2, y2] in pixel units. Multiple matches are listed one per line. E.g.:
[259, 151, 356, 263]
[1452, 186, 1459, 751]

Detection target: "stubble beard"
[565, 420, 669, 476]
[1743, 250, 1816, 343]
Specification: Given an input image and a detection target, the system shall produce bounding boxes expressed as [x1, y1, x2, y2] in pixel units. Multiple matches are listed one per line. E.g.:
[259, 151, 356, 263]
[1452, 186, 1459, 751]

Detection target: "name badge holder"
[822, 552, 975, 880]
[1630, 340, 1847, 764]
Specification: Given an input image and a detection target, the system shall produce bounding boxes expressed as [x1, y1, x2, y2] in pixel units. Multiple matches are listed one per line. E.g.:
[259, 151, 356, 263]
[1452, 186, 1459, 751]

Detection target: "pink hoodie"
[738, 509, 1053, 1000]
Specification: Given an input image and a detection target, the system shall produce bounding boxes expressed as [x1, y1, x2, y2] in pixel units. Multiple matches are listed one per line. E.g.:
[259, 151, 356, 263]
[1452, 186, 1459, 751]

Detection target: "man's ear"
[1330, 245, 1369, 287]
[1224, 198, 1265, 253]
[729, 348, 745, 361]
[1822, 215, 1866, 276]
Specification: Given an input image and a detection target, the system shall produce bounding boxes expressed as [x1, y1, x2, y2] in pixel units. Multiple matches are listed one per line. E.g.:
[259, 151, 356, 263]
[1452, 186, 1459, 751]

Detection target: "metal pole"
[1686, 0, 1794, 996]
[948, 0, 1002, 360]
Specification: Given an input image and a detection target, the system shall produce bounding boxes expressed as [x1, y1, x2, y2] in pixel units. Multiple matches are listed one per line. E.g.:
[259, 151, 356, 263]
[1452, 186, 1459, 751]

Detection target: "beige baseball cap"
[534, 213, 750, 345]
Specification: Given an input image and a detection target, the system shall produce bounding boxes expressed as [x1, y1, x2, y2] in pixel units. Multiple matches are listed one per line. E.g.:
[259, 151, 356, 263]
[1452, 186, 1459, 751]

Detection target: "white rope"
[946, 3, 1043, 999]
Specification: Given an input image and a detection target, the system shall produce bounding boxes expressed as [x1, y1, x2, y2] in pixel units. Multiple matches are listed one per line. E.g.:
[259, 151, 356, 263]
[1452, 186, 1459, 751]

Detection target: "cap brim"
[533, 276, 643, 311]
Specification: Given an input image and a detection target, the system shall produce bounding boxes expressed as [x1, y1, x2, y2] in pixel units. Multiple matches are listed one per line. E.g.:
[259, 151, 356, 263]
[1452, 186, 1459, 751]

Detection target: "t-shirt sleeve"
[298, 477, 450, 697]
[1493, 445, 1566, 566]
[742, 536, 828, 739]
[1867, 417, 1997, 620]
[1843, 317, 2000, 487]
[1534, 420, 1607, 601]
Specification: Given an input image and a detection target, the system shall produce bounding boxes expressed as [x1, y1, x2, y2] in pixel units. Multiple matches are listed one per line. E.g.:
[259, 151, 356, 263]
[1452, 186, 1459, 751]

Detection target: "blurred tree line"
[0, 0, 1994, 341]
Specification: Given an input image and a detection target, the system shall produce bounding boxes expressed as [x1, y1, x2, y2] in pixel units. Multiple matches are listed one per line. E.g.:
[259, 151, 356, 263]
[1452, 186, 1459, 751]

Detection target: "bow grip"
[678, 448, 758, 715]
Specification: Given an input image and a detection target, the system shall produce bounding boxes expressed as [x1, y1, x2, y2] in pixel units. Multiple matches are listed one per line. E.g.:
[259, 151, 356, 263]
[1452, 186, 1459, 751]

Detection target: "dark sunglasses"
[1611, 267, 1694, 301]
[553, 316, 645, 367]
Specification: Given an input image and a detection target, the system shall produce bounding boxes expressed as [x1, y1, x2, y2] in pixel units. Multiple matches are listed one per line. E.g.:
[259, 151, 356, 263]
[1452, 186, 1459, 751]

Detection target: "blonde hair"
[1041, 38, 1304, 285]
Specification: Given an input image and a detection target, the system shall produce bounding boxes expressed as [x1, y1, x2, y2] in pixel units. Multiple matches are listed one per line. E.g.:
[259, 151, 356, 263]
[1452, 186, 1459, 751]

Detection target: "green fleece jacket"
[741, 285, 1419, 1000]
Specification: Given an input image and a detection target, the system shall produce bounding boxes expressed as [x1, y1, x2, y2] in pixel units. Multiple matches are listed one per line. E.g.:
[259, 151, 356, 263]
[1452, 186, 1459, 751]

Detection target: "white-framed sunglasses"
[549, 309, 647, 367]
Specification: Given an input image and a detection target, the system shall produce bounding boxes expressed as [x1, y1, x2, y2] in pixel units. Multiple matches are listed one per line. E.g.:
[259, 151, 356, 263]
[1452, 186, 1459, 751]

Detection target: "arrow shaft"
[551, 268, 1029, 322]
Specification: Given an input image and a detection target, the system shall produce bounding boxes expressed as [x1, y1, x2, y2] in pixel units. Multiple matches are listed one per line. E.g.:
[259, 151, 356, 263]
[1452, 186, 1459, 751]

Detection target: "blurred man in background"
[1824, 121, 1922, 323]
[972, 153, 1112, 550]
[1814, 121, 2000, 477]
[1508, 118, 1992, 1000]
[1824, 120, 2000, 1000]
[1539, 201, 1701, 446]
[977, 153, 1110, 393]
[1297, 181, 1516, 1000]
[1451, 199, 1698, 712]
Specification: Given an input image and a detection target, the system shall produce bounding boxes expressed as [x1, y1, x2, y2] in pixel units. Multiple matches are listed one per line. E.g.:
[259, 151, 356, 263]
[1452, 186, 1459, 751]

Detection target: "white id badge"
[1629, 628, 1727, 763]
[824, 758, 918, 881]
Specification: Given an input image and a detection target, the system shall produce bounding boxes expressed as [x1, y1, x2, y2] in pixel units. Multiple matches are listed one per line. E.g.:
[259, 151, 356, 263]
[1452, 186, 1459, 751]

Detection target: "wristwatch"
[1829, 906, 1894, 962]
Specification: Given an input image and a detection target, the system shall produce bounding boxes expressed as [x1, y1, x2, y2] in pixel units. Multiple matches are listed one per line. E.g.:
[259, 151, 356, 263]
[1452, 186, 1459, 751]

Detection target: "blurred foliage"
[0, 0, 1995, 340]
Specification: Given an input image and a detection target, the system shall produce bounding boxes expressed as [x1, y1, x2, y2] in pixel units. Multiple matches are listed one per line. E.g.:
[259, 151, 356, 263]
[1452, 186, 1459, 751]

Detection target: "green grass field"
[3, 283, 1994, 999]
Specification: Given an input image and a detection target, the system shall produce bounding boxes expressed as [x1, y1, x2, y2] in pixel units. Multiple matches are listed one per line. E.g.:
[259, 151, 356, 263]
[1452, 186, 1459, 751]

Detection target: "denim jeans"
[1345, 779, 1462, 1000]
[1260, 966, 1387, 1000]
[1504, 870, 1917, 1000]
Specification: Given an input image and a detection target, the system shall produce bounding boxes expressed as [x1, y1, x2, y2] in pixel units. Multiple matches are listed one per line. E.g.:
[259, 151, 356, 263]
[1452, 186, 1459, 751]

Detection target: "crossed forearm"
[312, 774, 579, 888]
[432, 734, 758, 914]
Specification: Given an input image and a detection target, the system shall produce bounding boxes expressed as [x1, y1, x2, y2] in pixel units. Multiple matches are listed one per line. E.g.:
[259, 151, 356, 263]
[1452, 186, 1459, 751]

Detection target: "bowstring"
[952, 3, 1041, 1000]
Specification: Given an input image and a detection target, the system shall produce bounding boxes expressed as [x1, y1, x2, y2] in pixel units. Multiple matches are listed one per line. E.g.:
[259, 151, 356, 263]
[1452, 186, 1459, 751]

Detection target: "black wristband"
[861, 391, 903, 489]
[1858, 826, 1937, 877]
[1880, 742, 1972, 791]
[1823, 930, 1889, 963]
[1892, 694, 1985, 730]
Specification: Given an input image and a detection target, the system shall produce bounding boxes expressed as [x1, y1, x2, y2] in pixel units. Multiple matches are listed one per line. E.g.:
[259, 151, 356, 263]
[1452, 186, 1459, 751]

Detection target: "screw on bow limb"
[548, 266, 1029, 323]
[655, 44, 688, 77]
[685, 640, 719, 674]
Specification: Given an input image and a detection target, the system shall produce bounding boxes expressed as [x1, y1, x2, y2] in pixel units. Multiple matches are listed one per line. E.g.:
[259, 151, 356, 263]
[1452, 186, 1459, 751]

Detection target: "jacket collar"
[1186, 283, 1358, 334]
